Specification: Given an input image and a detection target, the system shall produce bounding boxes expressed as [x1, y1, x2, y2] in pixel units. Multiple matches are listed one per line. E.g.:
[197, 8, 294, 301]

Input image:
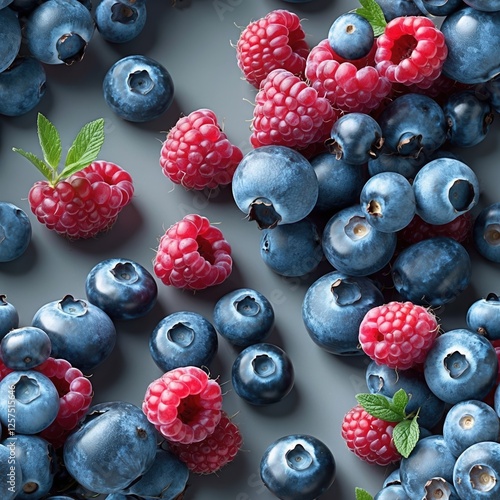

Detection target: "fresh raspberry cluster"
[28, 160, 134, 239]
[160, 108, 243, 191]
[153, 213, 233, 290]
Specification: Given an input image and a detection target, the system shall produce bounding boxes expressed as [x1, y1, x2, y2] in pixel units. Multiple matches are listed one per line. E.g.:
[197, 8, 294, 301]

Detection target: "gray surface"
[1, 0, 500, 499]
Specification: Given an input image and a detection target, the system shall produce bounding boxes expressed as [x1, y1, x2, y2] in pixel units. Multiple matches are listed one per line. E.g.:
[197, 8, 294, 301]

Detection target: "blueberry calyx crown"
[248, 197, 282, 229]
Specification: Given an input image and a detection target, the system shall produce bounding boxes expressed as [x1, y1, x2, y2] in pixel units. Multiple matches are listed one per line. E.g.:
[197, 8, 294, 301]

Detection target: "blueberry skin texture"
[0, 7, 21, 73]
[466, 293, 500, 340]
[473, 202, 500, 263]
[95, 0, 147, 43]
[0, 56, 46, 117]
[310, 152, 367, 214]
[3, 434, 56, 500]
[365, 361, 446, 430]
[25, 0, 95, 65]
[213, 288, 275, 347]
[231, 343, 294, 405]
[327, 13, 374, 61]
[412, 0, 465, 16]
[463, 0, 500, 10]
[322, 204, 397, 276]
[149, 311, 218, 372]
[85, 258, 158, 321]
[441, 7, 500, 84]
[260, 218, 323, 277]
[260, 434, 335, 500]
[423, 329, 498, 405]
[0, 326, 51, 370]
[0, 443, 19, 499]
[302, 271, 384, 356]
[232, 146, 318, 229]
[0, 202, 31, 262]
[374, 484, 411, 500]
[103, 55, 174, 122]
[31, 294, 117, 373]
[63, 401, 158, 494]
[375, 0, 422, 21]
[367, 145, 428, 180]
[0, 294, 18, 340]
[443, 400, 500, 458]
[391, 237, 472, 306]
[0, 370, 59, 434]
[453, 441, 500, 498]
[360, 172, 416, 233]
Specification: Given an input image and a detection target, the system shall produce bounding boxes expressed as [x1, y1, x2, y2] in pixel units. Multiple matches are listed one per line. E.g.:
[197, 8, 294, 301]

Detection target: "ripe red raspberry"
[250, 68, 337, 150]
[169, 410, 243, 474]
[235, 9, 310, 89]
[341, 404, 401, 466]
[375, 16, 448, 87]
[33, 357, 93, 448]
[153, 213, 232, 290]
[28, 160, 134, 239]
[160, 109, 243, 191]
[142, 366, 223, 445]
[359, 301, 439, 370]
[305, 39, 392, 115]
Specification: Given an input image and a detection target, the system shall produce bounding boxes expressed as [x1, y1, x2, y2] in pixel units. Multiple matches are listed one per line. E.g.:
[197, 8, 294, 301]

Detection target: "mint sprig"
[356, 388, 420, 458]
[355, 0, 387, 37]
[355, 487, 374, 500]
[13, 113, 105, 187]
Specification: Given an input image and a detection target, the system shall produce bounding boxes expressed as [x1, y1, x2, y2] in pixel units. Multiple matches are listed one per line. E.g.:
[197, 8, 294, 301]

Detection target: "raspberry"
[169, 410, 243, 474]
[235, 9, 310, 89]
[359, 301, 439, 370]
[250, 68, 337, 151]
[142, 366, 223, 445]
[341, 404, 401, 466]
[28, 160, 134, 239]
[375, 16, 448, 87]
[305, 39, 392, 115]
[33, 357, 93, 448]
[159, 109, 243, 191]
[153, 213, 232, 290]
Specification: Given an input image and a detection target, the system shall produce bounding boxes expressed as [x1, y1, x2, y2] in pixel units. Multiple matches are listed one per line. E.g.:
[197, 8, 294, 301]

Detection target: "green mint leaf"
[12, 148, 53, 181]
[355, 487, 374, 500]
[356, 393, 405, 422]
[61, 117, 105, 180]
[37, 113, 62, 170]
[392, 388, 410, 415]
[393, 417, 420, 458]
[355, 0, 387, 37]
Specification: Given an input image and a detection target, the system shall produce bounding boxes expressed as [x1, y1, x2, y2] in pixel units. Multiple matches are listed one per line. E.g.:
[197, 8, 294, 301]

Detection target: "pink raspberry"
[28, 160, 134, 239]
[153, 213, 232, 290]
[375, 16, 448, 87]
[169, 410, 243, 474]
[142, 366, 223, 445]
[359, 301, 439, 370]
[250, 68, 337, 151]
[341, 404, 401, 466]
[160, 109, 243, 191]
[236, 9, 310, 89]
[305, 39, 392, 115]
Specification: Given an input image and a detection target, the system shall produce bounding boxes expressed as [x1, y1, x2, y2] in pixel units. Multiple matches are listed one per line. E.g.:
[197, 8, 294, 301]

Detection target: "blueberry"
[0, 294, 19, 340]
[0, 370, 60, 434]
[31, 294, 117, 373]
[232, 145, 319, 229]
[231, 342, 294, 405]
[63, 401, 158, 494]
[302, 271, 384, 355]
[376, 0, 422, 21]
[327, 13, 374, 61]
[213, 288, 275, 347]
[479, 73, 500, 113]
[462, 0, 500, 10]
[473, 202, 500, 263]
[367, 145, 428, 181]
[95, 0, 147, 43]
[103, 54, 175, 122]
[374, 484, 411, 500]
[149, 311, 218, 372]
[322, 204, 397, 276]
[25, 0, 95, 65]
[453, 441, 500, 498]
[391, 237, 472, 306]
[412, 0, 464, 16]
[0, 442, 20, 499]
[0, 202, 31, 262]
[423, 329, 498, 404]
[260, 218, 323, 277]
[260, 434, 336, 500]
[466, 293, 500, 339]
[0, 6, 21, 73]
[0, 326, 51, 370]
[85, 258, 158, 321]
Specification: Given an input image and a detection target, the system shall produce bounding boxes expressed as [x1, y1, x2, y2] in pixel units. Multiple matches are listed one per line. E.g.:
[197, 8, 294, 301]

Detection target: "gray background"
[1, 0, 500, 498]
